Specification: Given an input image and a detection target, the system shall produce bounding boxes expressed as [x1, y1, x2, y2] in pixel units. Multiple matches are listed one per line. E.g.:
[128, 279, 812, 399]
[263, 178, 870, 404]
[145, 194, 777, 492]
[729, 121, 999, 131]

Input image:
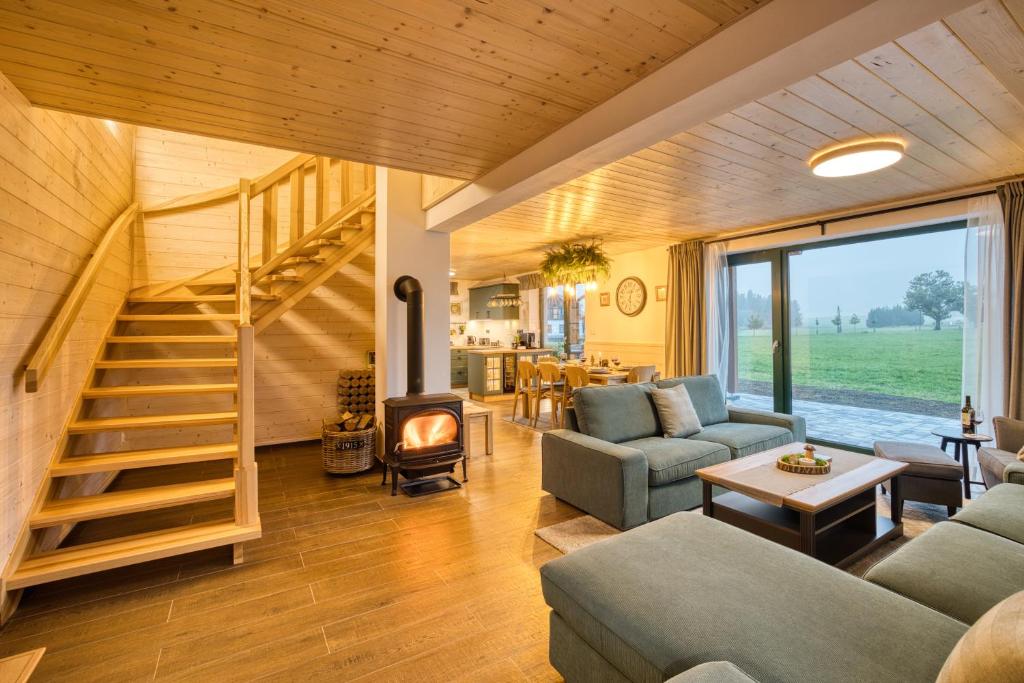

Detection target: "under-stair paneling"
[131, 128, 375, 446]
[0, 70, 135, 569]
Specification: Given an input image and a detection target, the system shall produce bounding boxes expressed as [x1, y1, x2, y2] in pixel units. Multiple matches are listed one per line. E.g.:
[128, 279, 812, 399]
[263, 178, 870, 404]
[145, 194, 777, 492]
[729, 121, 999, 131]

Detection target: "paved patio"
[730, 392, 961, 450]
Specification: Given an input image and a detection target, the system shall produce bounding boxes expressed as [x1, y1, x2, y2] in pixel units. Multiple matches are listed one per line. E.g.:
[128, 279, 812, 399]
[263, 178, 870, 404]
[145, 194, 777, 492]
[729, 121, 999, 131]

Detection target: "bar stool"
[536, 362, 565, 428]
[511, 359, 539, 423]
[560, 365, 590, 427]
[627, 365, 657, 383]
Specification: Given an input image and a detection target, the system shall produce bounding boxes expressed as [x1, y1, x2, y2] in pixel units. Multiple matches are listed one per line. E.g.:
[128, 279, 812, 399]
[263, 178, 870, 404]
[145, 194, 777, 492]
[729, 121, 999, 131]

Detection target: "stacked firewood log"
[335, 369, 376, 431]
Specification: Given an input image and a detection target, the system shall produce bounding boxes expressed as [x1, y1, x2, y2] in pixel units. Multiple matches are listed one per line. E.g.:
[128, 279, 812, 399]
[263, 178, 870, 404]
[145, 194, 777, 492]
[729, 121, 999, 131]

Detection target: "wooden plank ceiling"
[452, 0, 1024, 279]
[0, 0, 766, 180]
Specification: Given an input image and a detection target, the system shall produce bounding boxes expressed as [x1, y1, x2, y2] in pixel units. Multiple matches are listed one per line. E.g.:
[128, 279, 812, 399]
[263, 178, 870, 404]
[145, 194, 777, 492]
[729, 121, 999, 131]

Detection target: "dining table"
[520, 364, 631, 420]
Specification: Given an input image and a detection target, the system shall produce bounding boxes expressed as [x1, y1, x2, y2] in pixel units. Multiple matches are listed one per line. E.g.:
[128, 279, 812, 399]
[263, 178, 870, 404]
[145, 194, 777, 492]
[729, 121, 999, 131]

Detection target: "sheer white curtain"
[704, 241, 733, 395]
[963, 194, 1006, 435]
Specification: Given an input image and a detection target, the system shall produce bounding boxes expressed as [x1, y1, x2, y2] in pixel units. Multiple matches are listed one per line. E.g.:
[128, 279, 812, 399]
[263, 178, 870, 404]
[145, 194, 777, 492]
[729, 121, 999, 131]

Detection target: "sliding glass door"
[727, 251, 785, 414]
[726, 221, 968, 450]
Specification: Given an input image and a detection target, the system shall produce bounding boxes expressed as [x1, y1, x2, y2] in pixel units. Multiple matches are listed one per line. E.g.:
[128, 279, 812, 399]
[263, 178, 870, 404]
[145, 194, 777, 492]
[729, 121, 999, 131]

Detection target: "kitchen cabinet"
[468, 283, 520, 320]
[450, 348, 468, 387]
[468, 353, 504, 400]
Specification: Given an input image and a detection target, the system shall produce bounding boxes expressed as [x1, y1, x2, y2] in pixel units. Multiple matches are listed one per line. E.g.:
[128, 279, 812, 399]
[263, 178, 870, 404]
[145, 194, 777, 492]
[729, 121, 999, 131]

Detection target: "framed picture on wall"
[655, 285, 667, 302]
[451, 302, 462, 315]
[599, 292, 610, 306]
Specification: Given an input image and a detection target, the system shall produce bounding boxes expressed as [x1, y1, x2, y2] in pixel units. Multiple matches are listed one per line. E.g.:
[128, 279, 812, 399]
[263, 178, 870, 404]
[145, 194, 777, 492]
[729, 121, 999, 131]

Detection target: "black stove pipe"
[393, 275, 424, 395]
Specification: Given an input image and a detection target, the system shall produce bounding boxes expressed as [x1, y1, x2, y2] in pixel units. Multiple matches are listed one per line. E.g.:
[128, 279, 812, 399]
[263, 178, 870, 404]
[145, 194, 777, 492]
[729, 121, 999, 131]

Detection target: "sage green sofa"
[978, 416, 1024, 487]
[540, 483, 1024, 683]
[541, 375, 805, 530]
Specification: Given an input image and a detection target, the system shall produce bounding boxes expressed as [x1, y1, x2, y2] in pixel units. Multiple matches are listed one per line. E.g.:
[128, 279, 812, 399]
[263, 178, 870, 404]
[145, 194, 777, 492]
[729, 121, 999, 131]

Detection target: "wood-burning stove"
[381, 276, 467, 496]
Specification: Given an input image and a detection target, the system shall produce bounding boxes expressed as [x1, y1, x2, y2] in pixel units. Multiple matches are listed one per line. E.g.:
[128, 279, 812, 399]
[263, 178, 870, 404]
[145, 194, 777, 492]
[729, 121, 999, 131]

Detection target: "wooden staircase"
[4, 154, 375, 613]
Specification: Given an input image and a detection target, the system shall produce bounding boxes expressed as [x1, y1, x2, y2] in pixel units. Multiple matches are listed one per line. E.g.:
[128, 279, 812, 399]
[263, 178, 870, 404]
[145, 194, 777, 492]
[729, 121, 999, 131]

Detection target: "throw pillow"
[651, 383, 702, 438]
[936, 589, 1024, 683]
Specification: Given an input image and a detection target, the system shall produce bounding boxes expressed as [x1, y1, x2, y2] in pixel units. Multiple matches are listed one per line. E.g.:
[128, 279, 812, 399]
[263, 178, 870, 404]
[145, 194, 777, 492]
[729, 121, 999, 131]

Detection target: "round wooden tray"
[777, 456, 831, 475]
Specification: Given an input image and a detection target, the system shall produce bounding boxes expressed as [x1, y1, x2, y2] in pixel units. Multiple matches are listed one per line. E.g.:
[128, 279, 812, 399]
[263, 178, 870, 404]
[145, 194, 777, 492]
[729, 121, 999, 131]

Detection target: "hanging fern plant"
[539, 240, 612, 287]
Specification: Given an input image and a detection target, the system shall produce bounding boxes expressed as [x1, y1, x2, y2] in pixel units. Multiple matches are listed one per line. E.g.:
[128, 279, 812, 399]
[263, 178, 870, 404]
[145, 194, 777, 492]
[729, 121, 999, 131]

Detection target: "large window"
[543, 285, 586, 356]
[728, 222, 968, 450]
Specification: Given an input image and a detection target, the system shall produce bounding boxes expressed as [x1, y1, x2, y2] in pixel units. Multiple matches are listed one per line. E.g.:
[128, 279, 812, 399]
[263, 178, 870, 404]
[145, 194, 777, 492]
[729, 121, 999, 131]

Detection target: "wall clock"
[615, 276, 647, 317]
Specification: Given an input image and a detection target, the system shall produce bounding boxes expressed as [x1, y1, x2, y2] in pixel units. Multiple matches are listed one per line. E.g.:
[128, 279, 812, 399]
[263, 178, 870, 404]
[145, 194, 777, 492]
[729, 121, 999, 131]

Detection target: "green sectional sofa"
[540, 483, 1024, 683]
[541, 375, 805, 530]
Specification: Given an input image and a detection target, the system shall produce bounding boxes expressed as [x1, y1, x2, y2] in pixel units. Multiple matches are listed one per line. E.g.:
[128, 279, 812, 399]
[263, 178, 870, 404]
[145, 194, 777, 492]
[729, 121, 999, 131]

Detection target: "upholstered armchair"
[978, 417, 1024, 487]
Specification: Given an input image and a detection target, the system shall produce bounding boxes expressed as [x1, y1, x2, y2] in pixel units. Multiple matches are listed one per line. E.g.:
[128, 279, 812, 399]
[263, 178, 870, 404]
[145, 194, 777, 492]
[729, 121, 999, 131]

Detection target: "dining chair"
[535, 362, 565, 428]
[511, 360, 539, 423]
[627, 365, 657, 384]
[560, 365, 590, 427]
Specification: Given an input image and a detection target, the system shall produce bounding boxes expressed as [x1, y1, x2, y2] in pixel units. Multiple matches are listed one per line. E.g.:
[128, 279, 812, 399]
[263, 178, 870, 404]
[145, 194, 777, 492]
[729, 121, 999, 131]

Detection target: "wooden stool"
[511, 359, 539, 423]
[462, 403, 494, 457]
[560, 365, 590, 427]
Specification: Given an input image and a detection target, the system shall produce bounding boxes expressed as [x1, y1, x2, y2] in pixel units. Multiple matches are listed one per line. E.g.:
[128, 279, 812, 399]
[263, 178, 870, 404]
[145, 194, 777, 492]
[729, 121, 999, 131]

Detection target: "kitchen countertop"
[465, 347, 548, 355]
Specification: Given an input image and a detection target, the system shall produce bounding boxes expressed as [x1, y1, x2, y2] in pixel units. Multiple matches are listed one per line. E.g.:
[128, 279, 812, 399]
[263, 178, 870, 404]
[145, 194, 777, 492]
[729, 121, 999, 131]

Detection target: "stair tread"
[30, 479, 235, 530]
[128, 295, 234, 303]
[8, 520, 260, 589]
[83, 383, 238, 398]
[51, 443, 238, 476]
[118, 314, 238, 321]
[95, 358, 237, 369]
[107, 335, 237, 344]
[69, 411, 238, 433]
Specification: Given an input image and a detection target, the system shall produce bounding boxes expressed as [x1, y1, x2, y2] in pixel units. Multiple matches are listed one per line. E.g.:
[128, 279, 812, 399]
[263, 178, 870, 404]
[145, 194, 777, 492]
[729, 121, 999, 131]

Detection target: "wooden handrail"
[24, 203, 139, 393]
[250, 188, 375, 282]
[237, 180, 252, 326]
[140, 153, 314, 215]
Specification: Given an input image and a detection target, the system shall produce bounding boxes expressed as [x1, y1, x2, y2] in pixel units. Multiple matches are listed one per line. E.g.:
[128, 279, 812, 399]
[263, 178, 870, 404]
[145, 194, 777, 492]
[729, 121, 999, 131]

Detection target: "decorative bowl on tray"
[776, 445, 832, 475]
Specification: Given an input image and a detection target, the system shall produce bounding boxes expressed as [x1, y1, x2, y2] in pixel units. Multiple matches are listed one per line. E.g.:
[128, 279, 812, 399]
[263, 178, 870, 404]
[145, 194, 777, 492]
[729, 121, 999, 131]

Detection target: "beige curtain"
[998, 181, 1024, 420]
[665, 240, 706, 377]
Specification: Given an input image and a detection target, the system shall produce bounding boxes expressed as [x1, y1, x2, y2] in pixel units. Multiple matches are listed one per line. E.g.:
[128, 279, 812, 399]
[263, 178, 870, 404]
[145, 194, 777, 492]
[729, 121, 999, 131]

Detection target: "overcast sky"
[736, 228, 968, 321]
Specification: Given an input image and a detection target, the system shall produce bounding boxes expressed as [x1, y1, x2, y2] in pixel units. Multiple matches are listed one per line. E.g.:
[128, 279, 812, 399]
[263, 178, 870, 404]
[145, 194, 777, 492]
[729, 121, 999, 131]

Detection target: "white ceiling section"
[450, 0, 1024, 280]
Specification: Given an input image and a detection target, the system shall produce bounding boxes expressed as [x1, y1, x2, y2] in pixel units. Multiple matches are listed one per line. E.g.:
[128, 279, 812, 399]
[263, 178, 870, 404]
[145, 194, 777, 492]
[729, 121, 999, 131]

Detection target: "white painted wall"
[375, 168, 452, 404]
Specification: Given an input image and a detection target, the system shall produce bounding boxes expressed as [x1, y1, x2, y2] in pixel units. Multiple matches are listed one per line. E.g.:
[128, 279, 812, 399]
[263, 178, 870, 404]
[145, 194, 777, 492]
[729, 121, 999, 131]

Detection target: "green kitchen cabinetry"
[451, 348, 468, 388]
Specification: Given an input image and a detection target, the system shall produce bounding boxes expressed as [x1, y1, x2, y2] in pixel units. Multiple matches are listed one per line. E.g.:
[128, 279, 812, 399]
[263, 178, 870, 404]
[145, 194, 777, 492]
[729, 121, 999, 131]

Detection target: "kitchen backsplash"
[449, 279, 523, 346]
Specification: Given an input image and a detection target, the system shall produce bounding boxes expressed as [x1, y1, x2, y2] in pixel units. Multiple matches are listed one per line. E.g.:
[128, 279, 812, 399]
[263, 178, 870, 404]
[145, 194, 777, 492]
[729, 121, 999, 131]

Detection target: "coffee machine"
[518, 330, 536, 349]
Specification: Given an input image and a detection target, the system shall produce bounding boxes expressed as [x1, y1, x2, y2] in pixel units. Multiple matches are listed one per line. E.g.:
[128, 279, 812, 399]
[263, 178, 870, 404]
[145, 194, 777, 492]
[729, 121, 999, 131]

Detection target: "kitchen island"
[467, 348, 549, 402]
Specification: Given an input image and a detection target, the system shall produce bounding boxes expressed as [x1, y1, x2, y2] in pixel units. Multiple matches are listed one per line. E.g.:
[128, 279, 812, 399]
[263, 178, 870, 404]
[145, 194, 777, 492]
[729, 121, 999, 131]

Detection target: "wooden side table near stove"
[697, 445, 907, 568]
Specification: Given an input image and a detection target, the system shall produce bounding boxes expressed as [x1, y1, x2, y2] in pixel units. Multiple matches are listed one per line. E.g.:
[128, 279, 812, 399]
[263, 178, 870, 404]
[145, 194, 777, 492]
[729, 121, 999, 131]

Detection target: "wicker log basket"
[321, 419, 376, 474]
[321, 369, 377, 474]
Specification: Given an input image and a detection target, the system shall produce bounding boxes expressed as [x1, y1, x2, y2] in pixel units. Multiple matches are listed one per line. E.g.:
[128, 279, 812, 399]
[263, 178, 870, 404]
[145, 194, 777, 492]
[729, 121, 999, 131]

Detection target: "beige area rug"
[503, 413, 561, 432]
[535, 494, 952, 576]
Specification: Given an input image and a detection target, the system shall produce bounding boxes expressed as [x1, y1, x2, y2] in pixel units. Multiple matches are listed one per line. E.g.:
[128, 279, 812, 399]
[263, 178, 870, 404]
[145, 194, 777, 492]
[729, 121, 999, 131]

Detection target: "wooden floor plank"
[0, 397, 573, 681]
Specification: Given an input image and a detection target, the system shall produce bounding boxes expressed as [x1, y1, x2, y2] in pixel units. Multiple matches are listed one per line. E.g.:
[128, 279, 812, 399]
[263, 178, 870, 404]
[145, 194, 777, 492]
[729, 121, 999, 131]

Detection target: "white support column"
[374, 168, 452, 414]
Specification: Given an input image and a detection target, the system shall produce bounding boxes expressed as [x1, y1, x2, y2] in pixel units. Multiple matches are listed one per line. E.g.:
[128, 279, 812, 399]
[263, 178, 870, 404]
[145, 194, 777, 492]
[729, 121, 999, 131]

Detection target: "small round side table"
[931, 427, 993, 499]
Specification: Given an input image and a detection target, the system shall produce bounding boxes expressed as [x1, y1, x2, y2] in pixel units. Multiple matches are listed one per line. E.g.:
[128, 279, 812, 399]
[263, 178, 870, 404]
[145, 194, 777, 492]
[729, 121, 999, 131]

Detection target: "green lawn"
[737, 326, 962, 402]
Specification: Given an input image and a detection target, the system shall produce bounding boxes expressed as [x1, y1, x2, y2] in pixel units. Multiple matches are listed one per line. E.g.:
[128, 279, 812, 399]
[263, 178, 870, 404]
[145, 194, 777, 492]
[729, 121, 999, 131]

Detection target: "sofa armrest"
[1004, 460, 1024, 486]
[727, 407, 806, 442]
[541, 430, 649, 530]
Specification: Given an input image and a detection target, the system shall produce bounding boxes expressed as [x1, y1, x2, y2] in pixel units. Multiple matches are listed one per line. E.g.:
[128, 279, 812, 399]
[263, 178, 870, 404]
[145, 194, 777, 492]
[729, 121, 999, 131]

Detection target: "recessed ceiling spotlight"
[449, 269, 456, 277]
[809, 139, 905, 177]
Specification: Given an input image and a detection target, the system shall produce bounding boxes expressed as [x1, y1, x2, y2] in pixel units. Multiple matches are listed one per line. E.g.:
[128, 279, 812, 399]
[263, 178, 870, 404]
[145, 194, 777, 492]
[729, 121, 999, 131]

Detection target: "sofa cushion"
[541, 513, 966, 683]
[651, 383, 702, 438]
[620, 437, 729, 487]
[656, 375, 729, 426]
[952, 483, 1024, 545]
[873, 441, 962, 480]
[936, 590, 1024, 683]
[573, 383, 661, 444]
[865, 521, 1024, 624]
[688, 422, 792, 459]
[667, 662, 759, 683]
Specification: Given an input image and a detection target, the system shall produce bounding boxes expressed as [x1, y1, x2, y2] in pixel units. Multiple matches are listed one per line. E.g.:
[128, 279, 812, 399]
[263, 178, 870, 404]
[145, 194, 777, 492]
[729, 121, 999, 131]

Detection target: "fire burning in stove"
[402, 411, 458, 450]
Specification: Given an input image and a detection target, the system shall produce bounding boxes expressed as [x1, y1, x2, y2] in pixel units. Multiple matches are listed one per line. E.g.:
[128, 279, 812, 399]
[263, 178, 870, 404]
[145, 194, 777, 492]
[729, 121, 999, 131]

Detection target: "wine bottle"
[961, 395, 973, 434]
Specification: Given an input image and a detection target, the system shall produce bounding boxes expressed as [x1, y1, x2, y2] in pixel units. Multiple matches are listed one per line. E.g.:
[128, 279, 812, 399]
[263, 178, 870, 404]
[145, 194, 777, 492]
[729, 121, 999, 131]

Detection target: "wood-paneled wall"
[132, 128, 375, 446]
[0, 70, 135, 569]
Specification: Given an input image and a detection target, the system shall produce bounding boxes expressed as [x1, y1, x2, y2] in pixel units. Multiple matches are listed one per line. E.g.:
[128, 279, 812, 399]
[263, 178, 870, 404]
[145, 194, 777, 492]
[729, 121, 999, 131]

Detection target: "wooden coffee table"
[696, 444, 907, 567]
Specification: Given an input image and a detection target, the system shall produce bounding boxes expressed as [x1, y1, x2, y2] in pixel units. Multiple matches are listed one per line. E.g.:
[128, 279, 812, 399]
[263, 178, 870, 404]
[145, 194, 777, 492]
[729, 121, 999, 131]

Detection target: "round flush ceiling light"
[809, 139, 905, 178]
